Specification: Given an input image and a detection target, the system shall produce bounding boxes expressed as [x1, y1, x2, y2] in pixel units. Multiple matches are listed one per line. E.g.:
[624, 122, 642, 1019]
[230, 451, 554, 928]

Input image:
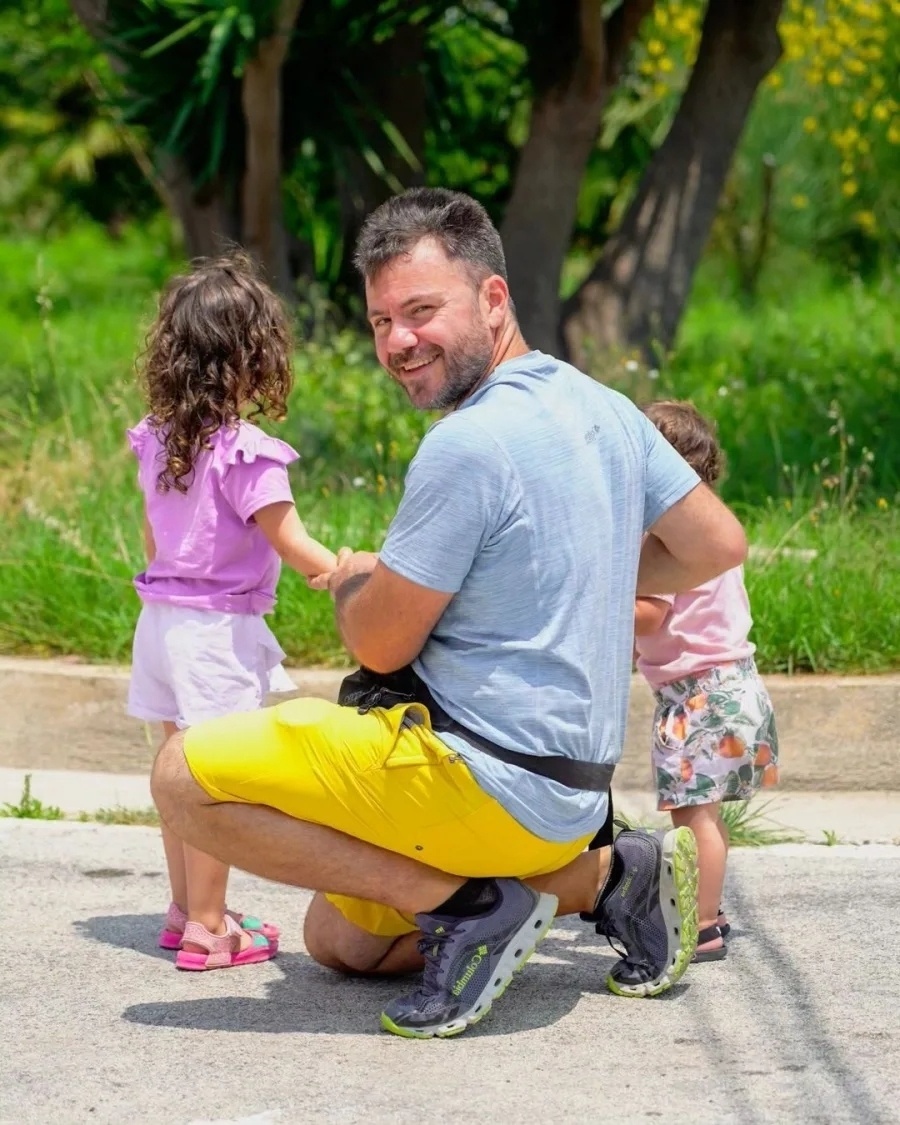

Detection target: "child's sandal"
[693, 924, 728, 963]
[158, 901, 280, 951]
[175, 914, 276, 971]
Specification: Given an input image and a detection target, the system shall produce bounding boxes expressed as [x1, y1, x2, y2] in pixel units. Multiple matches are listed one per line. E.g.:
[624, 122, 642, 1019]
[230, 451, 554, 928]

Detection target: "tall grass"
[0, 223, 898, 669]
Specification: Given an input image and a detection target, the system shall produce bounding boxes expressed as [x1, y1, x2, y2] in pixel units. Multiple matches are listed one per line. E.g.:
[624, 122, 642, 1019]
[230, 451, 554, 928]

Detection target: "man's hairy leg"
[151, 732, 464, 918]
[302, 850, 613, 977]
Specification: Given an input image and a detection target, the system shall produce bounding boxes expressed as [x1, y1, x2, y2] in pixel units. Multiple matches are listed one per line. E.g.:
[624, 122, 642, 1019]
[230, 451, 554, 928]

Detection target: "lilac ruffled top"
[127, 417, 299, 615]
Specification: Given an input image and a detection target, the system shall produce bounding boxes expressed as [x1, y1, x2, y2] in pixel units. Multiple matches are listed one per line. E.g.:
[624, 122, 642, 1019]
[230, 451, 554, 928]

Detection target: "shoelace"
[413, 928, 453, 1000]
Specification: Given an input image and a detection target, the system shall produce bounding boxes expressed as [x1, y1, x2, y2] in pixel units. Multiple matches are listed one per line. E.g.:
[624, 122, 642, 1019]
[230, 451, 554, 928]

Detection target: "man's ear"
[482, 275, 510, 328]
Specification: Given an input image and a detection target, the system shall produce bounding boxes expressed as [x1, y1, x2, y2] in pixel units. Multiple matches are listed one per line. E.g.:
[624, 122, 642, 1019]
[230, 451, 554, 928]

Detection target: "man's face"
[365, 239, 495, 411]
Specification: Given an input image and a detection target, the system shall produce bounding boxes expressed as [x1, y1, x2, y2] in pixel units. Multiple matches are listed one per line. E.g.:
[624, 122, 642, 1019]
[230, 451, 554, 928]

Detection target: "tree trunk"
[159, 156, 239, 259]
[501, 0, 654, 354]
[561, 0, 784, 367]
[240, 0, 304, 296]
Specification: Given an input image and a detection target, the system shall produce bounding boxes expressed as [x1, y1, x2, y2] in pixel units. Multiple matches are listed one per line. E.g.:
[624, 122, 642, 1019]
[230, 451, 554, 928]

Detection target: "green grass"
[0, 774, 63, 819]
[79, 806, 161, 827]
[0, 222, 898, 671]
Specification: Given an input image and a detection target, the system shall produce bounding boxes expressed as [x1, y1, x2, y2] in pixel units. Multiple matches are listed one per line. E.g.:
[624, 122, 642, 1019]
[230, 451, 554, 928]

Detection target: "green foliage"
[105, 0, 283, 184]
[720, 799, 803, 847]
[79, 806, 161, 826]
[0, 0, 155, 232]
[0, 774, 64, 819]
[1, 225, 898, 672]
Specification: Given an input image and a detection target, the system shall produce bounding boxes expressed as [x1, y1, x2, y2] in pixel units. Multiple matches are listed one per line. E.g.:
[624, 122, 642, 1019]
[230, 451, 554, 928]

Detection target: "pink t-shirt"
[634, 565, 755, 688]
[127, 417, 299, 615]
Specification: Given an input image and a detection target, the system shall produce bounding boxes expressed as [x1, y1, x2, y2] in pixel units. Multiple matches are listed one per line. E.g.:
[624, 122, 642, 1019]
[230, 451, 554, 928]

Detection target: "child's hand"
[306, 567, 335, 590]
[308, 548, 378, 596]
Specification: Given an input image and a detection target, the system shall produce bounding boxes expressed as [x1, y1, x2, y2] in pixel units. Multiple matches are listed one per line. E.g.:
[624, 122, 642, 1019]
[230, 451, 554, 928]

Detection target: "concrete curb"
[2, 655, 899, 791]
[2, 767, 897, 845]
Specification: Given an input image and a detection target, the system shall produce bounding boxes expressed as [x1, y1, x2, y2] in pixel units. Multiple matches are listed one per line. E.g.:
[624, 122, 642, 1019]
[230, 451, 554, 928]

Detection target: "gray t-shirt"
[380, 351, 699, 842]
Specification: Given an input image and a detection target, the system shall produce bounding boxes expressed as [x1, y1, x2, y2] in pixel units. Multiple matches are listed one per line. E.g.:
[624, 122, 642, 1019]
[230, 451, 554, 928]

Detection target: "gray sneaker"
[381, 879, 558, 1039]
[585, 825, 698, 997]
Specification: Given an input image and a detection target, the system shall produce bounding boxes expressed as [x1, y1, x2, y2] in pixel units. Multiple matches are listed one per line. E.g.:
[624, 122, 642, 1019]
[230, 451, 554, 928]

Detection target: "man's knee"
[303, 893, 396, 974]
[150, 730, 202, 830]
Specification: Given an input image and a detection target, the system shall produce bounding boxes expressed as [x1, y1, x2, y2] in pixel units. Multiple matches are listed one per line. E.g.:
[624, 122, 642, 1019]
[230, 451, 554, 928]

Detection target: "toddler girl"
[127, 252, 336, 970]
[634, 401, 779, 961]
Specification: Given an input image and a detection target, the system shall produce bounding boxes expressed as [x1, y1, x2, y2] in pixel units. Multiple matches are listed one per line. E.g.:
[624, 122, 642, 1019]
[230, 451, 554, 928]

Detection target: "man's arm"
[638, 483, 747, 596]
[318, 550, 452, 672]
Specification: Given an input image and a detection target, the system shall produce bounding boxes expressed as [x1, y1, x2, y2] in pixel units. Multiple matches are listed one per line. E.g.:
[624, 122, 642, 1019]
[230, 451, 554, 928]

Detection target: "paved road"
[1, 821, 898, 1125]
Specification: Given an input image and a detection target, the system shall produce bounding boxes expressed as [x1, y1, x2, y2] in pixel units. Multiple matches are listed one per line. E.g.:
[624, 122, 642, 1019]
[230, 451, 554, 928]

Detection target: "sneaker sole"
[606, 826, 699, 998]
[380, 891, 559, 1039]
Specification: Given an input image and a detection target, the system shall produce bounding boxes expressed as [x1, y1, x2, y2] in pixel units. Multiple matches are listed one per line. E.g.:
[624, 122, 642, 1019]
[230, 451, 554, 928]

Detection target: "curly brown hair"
[642, 399, 725, 487]
[138, 252, 293, 493]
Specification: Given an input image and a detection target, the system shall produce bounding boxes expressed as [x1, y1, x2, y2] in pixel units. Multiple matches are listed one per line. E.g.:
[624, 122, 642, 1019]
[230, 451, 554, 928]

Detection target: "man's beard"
[390, 325, 493, 412]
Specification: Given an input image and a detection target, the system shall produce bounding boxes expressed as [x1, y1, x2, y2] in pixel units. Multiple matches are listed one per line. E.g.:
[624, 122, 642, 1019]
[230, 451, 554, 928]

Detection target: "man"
[152, 188, 747, 1039]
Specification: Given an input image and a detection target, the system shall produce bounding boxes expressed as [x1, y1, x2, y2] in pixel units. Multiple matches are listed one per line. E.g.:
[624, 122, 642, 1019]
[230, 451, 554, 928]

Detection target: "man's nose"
[387, 321, 418, 352]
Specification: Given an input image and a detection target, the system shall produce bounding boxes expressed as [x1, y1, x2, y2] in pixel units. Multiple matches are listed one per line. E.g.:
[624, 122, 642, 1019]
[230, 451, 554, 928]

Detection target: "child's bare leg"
[158, 722, 188, 909]
[715, 809, 731, 927]
[671, 802, 726, 950]
[181, 845, 259, 952]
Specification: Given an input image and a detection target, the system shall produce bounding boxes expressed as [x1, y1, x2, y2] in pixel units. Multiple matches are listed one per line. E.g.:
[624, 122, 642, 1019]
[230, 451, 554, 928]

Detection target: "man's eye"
[373, 318, 389, 330]
[412, 305, 432, 315]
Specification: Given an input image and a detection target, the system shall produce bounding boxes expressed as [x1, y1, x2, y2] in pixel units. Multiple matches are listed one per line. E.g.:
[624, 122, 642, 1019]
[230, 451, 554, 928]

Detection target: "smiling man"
[151, 188, 748, 1040]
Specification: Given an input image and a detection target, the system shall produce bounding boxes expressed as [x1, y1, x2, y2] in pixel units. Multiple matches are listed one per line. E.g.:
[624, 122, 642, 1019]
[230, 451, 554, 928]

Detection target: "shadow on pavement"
[115, 926, 678, 1037]
[74, 912, 171, 962]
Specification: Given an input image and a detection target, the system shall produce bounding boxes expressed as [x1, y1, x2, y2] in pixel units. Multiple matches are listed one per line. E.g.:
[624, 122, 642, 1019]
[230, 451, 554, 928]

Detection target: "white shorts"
[127, 603, 296, 729]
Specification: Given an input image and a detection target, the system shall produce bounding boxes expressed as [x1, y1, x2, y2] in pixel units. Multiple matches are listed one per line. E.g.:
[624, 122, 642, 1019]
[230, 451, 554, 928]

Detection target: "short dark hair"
[642, 400, 725, 487]
[353, 187, 508, 285]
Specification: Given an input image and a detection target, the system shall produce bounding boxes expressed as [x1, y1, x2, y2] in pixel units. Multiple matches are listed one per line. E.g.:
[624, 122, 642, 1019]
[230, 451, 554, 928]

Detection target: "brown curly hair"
[642, 400, 725, 487]
[138, 252, 293, 493]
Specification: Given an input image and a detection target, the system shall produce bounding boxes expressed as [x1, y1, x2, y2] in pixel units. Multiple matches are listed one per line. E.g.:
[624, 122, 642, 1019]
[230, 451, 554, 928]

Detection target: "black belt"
[338, 665, 615, 794]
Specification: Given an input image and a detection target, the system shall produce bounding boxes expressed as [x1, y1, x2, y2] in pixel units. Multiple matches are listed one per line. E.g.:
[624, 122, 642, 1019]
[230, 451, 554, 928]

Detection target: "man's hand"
[307, 548, 378, 594]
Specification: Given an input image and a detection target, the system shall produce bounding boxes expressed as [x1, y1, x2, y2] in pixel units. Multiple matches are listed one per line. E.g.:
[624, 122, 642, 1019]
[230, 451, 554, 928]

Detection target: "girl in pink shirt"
[634, 401, 779, 962]
[127, 253, 336, 971]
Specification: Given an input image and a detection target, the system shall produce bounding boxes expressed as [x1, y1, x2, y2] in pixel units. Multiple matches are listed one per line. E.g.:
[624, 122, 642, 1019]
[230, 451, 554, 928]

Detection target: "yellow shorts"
[183, 696, 591, 937]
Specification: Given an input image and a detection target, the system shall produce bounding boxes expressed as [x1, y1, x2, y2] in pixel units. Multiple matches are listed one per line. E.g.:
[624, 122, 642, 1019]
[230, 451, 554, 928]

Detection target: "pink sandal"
[175, 914, 276, 971]
[158, 902, 280, 951]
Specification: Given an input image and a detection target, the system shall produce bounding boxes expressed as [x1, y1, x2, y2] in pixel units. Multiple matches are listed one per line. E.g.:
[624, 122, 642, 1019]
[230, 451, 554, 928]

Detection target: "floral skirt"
[651, 658, 779, 810]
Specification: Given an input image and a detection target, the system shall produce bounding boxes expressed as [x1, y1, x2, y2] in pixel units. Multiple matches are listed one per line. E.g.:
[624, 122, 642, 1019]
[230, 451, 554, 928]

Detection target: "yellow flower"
[888, 123, 900, 145]
[841, 160, 854, 175]
[653, 81, 670, 99]
[803, 116, 818, 133]
[647, 38, 666, 58]
[806, 67, 824, 86]
[854, 210, 877, 233]
[847, 57, 866, 75]
[873, 102, 891, 122]
[842, 180, 858, 197]
[852, 99, 867, 120]
[639, 59, 656, 76]
[791, 193, 810, 208]
[877, 497, 889, 510]
[658, 56, 675, 73]
[835, 24, 853, 46]
[766, 71, 784, 89]
[857, 137, 870, 154]
[826, 68, 844, 86]
[655, 8, 669, 28]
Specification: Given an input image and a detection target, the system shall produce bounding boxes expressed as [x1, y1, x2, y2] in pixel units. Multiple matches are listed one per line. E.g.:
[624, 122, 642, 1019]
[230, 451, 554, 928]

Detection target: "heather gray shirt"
[380, 351, 699, 841]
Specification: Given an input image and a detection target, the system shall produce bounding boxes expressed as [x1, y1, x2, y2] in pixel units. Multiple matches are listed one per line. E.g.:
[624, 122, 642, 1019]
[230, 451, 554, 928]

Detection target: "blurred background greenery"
[0, 0, 897, 670]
